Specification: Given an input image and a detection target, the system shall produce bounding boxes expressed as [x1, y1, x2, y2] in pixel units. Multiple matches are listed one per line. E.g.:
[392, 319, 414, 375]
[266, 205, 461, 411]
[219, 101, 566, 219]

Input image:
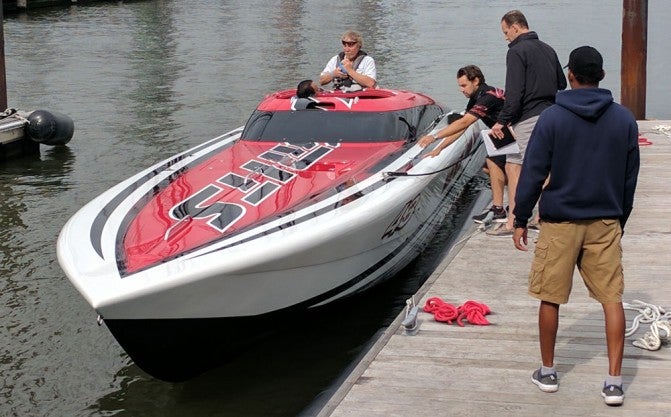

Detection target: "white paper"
[481, 129, 520, 156]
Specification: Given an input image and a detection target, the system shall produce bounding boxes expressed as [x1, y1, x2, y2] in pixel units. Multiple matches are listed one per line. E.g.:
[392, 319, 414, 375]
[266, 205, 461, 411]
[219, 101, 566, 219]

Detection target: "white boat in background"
[0, 108, 74, 160]
[57, 87, 485, 381]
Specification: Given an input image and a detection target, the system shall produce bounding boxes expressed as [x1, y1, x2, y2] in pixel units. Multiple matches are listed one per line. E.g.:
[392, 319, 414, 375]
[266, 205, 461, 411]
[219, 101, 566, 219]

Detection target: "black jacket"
[497, 31, 567, 125]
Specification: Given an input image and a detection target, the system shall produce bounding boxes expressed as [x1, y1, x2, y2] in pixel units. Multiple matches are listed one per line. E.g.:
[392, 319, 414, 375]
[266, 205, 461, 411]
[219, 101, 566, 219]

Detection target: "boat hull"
[57, 88, 487, 380]
[98, 136, 485, 381]
[104, 313, 289, 382]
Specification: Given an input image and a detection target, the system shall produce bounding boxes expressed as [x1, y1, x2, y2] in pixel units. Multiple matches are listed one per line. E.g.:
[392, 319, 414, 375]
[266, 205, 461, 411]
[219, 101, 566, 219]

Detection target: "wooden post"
[0, 0, 8, 111]
[621, 0, 647, 120]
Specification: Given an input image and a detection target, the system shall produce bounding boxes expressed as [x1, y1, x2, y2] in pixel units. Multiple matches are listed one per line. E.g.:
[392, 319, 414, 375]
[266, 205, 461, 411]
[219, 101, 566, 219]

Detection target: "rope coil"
[624, 299, 671, 350]
[423, 297, 491, 326]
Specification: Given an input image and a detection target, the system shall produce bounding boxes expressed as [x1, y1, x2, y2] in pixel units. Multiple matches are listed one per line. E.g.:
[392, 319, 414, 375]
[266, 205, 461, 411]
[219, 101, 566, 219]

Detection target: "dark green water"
[2, 1, 669, 416]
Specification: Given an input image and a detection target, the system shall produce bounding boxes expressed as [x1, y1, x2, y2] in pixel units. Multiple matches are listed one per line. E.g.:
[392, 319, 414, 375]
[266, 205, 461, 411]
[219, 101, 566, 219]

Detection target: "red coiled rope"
[423, 297, 458, 324]
[423, 297, 491, 326]
[457, 300, 491, 326]
[638, 133, 652, 146]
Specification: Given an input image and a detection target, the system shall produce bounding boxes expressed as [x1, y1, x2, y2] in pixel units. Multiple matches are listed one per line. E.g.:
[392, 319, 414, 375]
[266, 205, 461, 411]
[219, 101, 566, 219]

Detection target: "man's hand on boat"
[417, 134, 458, 158]
[424, 148, 445, 158]
[418, 134, 436, 148]
[418, 135, 446, 158]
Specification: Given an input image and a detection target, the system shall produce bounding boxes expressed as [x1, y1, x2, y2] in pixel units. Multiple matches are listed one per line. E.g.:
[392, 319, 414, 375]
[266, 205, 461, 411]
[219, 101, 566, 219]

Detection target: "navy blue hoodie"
[514, 88, 640, 229]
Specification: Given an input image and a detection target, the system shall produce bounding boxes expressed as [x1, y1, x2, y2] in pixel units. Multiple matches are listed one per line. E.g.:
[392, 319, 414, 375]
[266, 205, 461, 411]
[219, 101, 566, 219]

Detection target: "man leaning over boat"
[418, 65, 508, 225]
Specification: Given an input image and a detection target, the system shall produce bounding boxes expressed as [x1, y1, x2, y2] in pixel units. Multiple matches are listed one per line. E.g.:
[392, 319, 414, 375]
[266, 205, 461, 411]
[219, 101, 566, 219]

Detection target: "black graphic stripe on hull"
[118, 142, 478, 277]
[89, 130, 241, 258]
[116, 149, 420, 276]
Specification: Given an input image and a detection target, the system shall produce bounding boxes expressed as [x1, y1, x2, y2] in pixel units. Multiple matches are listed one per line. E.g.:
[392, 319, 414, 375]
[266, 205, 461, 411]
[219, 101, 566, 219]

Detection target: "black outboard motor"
[26, 110, 75, 146]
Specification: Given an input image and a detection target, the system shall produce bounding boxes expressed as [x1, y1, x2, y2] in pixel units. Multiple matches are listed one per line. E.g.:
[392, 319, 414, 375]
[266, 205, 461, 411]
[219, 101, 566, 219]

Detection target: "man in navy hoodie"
[512, 46, 640, 406]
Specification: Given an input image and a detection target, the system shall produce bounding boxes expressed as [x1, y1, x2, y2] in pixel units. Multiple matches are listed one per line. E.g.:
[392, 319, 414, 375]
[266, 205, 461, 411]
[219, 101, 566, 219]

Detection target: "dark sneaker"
[531, 368, 558, 392]
[472, 207, 494, 223]
[601, 383, 624, 406]
[491, 208, 507, 223]
[473, 206, 507, 224]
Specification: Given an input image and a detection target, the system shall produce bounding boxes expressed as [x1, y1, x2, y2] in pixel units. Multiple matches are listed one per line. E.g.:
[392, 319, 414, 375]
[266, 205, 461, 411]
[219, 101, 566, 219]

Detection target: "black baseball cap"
[565, 46, 604, 79]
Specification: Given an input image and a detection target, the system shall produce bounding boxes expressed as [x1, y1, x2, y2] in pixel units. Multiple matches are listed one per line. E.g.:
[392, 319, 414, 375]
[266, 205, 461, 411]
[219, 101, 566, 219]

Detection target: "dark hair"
[573, 72, 604, 86]
[296, 79, 316, 98]
[502, 10, 529, 29]
[457, 65, 485, 84]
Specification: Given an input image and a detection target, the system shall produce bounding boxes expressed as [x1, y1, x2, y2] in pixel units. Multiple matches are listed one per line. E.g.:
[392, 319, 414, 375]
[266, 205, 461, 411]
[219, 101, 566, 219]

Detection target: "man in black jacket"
[489, 10, 566, 235]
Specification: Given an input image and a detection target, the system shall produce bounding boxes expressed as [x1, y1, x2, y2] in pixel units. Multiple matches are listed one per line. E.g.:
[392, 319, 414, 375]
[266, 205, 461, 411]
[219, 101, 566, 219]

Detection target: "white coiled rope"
[623, 300, 671, 350]
[648, 124, 671, 138]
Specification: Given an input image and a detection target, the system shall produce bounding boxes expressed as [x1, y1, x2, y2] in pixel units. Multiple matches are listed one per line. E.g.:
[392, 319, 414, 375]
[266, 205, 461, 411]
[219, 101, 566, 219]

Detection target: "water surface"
[1, 1, 669, 416]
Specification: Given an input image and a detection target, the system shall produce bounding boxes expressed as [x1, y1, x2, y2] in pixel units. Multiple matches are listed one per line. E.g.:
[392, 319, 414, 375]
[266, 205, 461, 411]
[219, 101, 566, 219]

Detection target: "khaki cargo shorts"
[528, 219, 624, 304]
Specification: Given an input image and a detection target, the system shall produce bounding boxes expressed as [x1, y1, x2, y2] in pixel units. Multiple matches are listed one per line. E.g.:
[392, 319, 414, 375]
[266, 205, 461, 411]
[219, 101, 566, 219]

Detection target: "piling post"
[0, 0, 7, 111]
[621, 0, 647, 119]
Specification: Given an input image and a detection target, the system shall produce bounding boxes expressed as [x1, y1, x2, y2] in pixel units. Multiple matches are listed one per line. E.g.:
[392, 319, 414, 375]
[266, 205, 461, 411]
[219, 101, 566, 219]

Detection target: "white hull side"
[57, 122, 485, 320]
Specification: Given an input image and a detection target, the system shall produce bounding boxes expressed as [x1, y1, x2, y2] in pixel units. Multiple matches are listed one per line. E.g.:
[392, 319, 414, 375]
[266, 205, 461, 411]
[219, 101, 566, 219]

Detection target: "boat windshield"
[241, 110, 416, 143]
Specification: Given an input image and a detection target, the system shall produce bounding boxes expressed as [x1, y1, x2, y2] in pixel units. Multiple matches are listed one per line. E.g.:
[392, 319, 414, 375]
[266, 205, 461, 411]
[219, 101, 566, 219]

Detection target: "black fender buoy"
[26, 110, 75, 146]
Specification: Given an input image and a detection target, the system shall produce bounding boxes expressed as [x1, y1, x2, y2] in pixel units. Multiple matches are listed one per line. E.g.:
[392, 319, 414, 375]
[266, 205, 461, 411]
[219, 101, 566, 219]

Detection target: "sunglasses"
[341, 40, 357, 47]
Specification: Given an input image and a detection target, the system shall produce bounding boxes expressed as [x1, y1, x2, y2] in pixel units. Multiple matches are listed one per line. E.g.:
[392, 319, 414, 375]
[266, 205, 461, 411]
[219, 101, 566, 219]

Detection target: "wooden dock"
[317, 120, 671, 417]
[3, 0, 80, 13]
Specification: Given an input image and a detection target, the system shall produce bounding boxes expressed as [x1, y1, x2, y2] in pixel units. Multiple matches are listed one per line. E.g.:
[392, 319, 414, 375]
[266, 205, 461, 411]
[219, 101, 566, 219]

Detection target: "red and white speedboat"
[57, 88, 485, 381]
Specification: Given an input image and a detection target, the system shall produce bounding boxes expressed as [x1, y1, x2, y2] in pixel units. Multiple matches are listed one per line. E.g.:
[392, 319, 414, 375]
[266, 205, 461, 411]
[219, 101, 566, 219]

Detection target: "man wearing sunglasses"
[320, 30, 377, 91]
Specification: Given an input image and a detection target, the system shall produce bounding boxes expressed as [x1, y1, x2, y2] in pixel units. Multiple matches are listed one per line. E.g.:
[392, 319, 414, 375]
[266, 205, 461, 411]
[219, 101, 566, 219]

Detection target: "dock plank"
[318, 121, 671, 416]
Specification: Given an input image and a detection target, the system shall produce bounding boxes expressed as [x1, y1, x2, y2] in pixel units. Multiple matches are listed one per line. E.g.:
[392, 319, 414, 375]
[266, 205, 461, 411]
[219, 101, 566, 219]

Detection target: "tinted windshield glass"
[242, 110, 412, 143]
